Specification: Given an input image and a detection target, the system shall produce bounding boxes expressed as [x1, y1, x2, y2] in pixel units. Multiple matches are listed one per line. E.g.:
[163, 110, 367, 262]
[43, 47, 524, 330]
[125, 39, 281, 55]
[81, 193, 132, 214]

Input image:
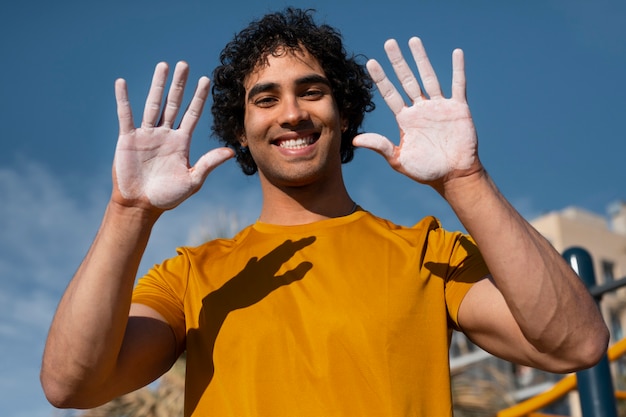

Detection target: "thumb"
[352, 133, 395, 160]
[190, 147, 235, 186]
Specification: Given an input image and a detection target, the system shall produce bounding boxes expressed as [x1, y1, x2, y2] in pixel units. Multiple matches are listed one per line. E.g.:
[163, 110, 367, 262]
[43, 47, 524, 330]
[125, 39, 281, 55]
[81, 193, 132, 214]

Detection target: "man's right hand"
[113, 61, 234, 211]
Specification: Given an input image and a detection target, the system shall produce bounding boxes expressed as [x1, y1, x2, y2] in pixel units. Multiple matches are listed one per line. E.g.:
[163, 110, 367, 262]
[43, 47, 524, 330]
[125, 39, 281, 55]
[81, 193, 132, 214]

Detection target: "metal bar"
[589, 276, 626, 298]
[563, 247, 618, 417]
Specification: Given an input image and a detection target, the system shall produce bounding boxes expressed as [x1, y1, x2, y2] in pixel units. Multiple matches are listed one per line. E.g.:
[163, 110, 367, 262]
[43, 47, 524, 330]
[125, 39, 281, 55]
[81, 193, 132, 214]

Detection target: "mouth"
[273, 134, 319, 149]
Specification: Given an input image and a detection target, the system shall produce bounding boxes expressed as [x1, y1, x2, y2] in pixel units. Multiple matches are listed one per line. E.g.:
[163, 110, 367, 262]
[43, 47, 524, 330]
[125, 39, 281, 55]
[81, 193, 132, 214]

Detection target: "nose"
[279, 97, 309, 127]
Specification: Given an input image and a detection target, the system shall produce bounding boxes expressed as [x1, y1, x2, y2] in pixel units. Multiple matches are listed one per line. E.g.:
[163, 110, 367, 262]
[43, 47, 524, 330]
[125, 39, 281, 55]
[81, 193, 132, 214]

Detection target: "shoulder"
[177, 223, 257, 259]
[356, 209, 441, 235]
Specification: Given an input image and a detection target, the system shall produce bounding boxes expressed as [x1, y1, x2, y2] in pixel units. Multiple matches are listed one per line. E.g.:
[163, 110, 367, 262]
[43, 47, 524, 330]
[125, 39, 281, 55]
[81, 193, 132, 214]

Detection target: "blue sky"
[1, 1, 624, 416]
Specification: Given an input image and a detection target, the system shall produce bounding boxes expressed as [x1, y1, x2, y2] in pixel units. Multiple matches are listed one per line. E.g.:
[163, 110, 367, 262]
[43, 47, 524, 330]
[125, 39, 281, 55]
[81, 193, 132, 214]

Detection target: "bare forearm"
[443, 170, 608, 360]
[41, 201, 160, 405]
[360, 35, 608, 368]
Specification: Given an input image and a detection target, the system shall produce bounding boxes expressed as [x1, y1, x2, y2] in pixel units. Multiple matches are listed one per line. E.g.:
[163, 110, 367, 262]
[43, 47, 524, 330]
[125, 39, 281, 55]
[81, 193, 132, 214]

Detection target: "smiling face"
[242, 48, 347, 190]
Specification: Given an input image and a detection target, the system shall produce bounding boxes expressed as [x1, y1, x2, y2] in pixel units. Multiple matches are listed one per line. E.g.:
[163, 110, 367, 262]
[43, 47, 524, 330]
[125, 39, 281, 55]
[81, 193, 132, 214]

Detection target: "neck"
[257, 175, 356, 226]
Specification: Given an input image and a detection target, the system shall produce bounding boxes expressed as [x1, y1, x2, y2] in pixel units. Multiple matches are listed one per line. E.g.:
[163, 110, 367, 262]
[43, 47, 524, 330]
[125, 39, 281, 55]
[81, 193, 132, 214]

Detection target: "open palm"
[354, 37, 480, 186]
[113, 62, 233, 210]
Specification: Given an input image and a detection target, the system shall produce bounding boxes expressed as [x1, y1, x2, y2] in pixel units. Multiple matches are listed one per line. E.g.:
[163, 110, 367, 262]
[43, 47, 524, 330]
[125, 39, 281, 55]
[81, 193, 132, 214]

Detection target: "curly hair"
[211, 7, 375, 175]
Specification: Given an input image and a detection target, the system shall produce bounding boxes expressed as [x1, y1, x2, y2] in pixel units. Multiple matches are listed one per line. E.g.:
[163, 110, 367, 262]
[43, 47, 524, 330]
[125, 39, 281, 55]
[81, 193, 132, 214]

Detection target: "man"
[41, 8, 608, 416]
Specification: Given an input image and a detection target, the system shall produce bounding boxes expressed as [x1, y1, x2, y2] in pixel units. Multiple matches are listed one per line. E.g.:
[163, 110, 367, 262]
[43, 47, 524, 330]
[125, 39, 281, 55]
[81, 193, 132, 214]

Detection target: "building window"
[601, 260, 615, 283]
[611, 312, 623, 341]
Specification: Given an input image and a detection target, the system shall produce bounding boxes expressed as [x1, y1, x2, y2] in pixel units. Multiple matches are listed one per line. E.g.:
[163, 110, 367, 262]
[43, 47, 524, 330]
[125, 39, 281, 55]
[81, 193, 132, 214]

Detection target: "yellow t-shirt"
[133, 209, 489, 416]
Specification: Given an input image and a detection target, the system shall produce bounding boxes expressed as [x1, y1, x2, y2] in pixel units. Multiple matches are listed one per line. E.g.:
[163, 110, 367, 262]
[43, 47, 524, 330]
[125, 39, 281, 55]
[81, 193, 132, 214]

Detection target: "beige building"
[449, 201, 626, 416]
[525, 201, 626, 416]
[530, 201, 626, 345]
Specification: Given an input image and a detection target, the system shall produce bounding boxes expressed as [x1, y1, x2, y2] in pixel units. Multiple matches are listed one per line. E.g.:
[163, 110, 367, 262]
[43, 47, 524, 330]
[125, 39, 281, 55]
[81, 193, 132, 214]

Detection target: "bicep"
[457, 278, 545, 368]
[109, 304, 182, 398]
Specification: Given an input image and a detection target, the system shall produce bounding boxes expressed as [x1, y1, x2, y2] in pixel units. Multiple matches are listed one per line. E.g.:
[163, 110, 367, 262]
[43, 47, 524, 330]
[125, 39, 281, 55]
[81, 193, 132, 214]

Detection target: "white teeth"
[278, 137, 315, 149]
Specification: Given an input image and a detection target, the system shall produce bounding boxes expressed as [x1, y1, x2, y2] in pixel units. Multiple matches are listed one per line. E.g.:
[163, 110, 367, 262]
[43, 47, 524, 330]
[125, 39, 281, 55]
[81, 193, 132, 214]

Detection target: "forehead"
[243, 47, 326, 91]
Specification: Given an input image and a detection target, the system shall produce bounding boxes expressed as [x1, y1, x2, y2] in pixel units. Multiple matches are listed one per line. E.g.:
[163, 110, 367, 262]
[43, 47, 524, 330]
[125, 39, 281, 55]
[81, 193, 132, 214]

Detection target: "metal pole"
[562, 247, 617, 417]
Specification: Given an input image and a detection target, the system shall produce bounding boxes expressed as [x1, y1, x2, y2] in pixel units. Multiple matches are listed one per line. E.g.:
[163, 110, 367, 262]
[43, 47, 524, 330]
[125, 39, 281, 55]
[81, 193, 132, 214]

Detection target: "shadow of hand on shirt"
[185, 236, 315, 413]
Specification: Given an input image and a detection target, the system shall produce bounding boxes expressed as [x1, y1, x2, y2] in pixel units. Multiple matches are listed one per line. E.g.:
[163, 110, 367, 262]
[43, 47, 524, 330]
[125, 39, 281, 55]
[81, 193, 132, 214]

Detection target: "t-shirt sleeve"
[132, 248, 189, 346]
[428, 228, 490, 330]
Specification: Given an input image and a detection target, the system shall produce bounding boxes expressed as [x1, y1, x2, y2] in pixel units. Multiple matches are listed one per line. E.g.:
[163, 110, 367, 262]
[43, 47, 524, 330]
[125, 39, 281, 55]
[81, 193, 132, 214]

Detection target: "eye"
[302, 89, 325, 100]
[253, 96, 277, 108]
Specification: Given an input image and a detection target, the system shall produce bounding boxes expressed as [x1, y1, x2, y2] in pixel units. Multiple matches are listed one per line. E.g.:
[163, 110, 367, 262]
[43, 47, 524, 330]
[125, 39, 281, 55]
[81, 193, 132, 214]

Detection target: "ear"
[340, 115, 348, 133]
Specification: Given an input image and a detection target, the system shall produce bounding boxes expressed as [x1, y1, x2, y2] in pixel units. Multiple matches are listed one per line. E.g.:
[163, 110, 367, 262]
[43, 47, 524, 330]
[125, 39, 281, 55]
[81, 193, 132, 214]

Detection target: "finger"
[141, 62, 169, 128]
[115, 78, 135, 135]
[384, 39, 422, 102]
[352, 133, 395, 160]
[189, 147, 235, 187]
[408, 37, 443, 99]
[366, 59, 405, 115]
[159, 61, 189, 128]
[263, 236, 317, 268]
[451, 48, 467, 102]
[179, 76, 211, 134]
[277, 262, 313, 286]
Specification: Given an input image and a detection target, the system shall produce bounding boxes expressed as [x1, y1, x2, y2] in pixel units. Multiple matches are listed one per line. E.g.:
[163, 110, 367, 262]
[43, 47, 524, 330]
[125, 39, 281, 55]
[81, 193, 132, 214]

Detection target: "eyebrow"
[247, 74, 331, 101]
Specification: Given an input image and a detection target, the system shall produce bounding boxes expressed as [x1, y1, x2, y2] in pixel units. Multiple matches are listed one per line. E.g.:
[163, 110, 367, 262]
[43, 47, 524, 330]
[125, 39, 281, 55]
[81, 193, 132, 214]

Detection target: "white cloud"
[0, 156, 468, 417]
[0, 162, 102, 290]
[0, 162, 100, 417]
[0, 160, 260, 417]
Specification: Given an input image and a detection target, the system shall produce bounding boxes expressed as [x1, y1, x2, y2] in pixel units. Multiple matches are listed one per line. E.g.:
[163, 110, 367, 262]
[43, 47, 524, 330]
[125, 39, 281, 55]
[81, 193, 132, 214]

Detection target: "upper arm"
[50, 303, 182, 408]
[107, 304, 182, 399]
[457, 277, 560, 371]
